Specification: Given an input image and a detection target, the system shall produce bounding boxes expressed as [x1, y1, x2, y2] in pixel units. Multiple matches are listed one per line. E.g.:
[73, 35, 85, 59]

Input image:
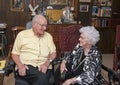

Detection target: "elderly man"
[11, 14, 56, 85]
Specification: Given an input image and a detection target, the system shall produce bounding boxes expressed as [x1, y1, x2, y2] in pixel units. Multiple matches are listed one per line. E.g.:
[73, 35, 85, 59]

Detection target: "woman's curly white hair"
[79, 26, 100, 45]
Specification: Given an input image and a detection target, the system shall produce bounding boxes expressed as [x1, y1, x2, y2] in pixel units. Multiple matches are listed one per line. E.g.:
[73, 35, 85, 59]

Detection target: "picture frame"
[46, 9, 63, 23]
[80, 5, 89, 12]
[49, 0, 68, 5]
[92, 6, 98, 16]
[79, 0, 91, 2]
[10, 0, 24, 11]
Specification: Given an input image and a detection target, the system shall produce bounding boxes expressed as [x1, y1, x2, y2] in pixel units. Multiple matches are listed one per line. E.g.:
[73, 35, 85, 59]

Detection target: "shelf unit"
[91, 0, 112, 27]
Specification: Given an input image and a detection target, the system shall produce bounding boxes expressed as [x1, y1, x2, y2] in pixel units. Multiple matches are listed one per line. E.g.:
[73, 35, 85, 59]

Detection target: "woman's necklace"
[73, 51, 86, 71]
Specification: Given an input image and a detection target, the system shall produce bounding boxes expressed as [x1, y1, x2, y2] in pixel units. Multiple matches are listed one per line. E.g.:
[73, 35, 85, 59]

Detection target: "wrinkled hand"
[38, 64, 48, 73]
[62, 79, 73, 85]
[18, 64, 29, 76]
[60, 60, 67, 73]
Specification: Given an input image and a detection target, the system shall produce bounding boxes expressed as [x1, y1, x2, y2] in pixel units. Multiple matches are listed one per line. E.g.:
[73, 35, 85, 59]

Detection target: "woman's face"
[79, 33, 90, 47]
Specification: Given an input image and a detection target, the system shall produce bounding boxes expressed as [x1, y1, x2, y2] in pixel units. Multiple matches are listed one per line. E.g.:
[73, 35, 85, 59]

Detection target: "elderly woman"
[59, 26, 105, 85]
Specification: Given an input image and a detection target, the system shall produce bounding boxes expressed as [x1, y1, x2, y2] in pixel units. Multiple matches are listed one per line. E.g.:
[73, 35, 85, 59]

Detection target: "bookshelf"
[91, 0, 112, 27]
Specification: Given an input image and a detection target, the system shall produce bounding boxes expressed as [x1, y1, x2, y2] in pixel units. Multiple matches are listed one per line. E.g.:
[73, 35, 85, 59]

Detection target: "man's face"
[33, 19, 47, 37]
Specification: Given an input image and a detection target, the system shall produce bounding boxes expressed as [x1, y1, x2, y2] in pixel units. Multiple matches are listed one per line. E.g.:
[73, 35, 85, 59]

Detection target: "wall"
[0, 0, 31, 27]
[0, 0, 119, 54]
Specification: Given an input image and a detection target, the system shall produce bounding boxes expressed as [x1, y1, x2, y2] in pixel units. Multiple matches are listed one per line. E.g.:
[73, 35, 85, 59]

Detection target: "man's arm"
[12, 54, 28, 76]
[12, 54, 22, 67]
[44, 52, 56, 68]
[38, 52, 56, 73]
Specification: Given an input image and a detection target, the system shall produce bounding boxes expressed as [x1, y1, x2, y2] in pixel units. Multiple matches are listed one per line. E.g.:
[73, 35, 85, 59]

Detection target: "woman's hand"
[62, 79, 71, 85]
[62, 78, 76, 85]
[60, 60, 67, 73]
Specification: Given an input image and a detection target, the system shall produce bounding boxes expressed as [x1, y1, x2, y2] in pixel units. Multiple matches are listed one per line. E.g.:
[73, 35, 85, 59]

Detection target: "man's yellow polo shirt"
[12, 29, 56, 67]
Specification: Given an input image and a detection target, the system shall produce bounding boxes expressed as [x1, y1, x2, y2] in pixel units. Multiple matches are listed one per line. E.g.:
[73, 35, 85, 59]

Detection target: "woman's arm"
[75, 50, 102, 84]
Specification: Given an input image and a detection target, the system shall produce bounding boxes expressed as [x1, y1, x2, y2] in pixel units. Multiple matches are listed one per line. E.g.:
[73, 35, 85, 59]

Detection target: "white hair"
[32, 14, 45, 23]
[79, 26, 100, 45]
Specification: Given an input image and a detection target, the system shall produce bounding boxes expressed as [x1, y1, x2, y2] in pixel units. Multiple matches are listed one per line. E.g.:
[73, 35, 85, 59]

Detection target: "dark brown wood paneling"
[0, 0, 118, 54]
[97, 27, 116, 54]
[112, 0, 120, 18]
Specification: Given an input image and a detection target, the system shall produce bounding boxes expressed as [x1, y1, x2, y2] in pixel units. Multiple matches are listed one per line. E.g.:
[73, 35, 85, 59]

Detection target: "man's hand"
[38, 63, 48, 73]
[18, 64, 29, 76]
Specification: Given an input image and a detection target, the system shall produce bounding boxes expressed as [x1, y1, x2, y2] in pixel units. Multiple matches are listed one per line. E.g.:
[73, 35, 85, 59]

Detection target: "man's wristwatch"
[48, 59, 52, 63]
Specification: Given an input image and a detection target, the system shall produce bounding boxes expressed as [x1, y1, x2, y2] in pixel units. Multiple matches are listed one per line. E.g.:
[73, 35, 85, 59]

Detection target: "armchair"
[59, 25, 81, 52]
[55, 25, 119, 85]
[5, 60, 55, 85]
[5, 26, 55, 85]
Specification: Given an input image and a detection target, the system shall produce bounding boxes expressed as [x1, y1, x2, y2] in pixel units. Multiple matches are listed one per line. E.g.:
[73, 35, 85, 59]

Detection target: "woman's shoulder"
[91, 46, 101, 53]
[90, 46, 102, 57]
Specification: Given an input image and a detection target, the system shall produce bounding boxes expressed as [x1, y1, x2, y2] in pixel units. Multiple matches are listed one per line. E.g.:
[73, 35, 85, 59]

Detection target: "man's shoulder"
[19, 29, 32, 34]
[44, 32, 52, 37]
[17, 29, 33, 38]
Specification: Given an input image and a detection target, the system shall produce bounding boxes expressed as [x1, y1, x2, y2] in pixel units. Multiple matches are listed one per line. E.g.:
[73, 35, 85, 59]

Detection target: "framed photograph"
[10, 0, 24, 11]
[80, 5, 89, 12]
[79, 0, 91, 2]
[49, 0, 68, 5]
[46, 9, 63, 22]
[92, 6, 98, 16]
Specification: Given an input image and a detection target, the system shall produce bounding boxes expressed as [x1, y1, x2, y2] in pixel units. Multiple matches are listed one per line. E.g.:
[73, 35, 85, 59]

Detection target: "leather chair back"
[59, 25, 82, 52]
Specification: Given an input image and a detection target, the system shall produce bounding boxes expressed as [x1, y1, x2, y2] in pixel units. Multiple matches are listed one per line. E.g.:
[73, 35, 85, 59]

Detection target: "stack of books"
[0, 59, 6, 73]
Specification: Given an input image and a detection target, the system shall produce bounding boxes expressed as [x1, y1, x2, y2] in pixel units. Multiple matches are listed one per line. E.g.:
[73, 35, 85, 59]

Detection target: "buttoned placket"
[37, 38, 41, 65]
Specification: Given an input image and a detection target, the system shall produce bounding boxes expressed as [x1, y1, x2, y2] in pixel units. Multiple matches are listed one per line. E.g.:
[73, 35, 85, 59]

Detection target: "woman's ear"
[88, 40, 92, 45]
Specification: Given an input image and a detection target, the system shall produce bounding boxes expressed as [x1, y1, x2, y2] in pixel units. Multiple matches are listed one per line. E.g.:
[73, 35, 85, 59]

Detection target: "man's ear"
[32, 22, 37, 28]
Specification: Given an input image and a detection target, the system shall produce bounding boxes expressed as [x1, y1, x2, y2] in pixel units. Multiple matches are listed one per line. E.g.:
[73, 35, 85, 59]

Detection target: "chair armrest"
[4, 59, 15, 76]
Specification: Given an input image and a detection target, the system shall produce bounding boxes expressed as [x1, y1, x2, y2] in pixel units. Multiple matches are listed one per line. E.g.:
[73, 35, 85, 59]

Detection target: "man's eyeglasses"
[36, 22, 47, 28]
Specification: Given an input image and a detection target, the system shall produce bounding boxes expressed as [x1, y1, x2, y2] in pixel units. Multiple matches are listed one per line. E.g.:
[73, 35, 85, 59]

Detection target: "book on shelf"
[91, 18, 110, 27]
[100, 7, 111, 17]
[0, 59, 6, 73]
[92, 6, 99, 16]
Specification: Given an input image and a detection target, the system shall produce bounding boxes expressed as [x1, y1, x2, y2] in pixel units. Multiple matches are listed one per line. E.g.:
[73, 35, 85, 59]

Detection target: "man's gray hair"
[32, 14, 43, 23]
[79, 26, 100, 45]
